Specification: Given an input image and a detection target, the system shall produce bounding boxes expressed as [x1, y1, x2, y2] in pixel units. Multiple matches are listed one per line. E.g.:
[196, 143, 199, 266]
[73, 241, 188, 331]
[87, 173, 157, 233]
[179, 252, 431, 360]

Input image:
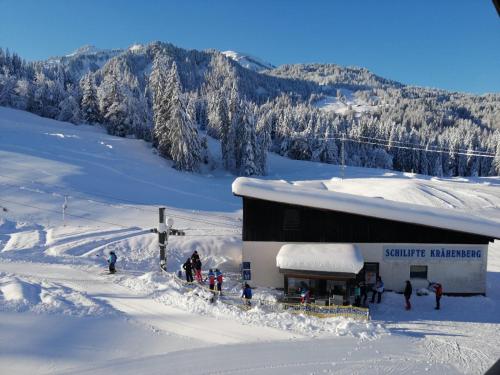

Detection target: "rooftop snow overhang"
[276, 243, 364, 276]
[232, 177, 500, 240]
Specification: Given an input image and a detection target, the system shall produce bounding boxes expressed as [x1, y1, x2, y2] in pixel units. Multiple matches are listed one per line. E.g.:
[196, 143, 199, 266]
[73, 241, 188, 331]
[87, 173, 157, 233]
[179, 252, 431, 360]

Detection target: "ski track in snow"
[0, 261, 300, 345]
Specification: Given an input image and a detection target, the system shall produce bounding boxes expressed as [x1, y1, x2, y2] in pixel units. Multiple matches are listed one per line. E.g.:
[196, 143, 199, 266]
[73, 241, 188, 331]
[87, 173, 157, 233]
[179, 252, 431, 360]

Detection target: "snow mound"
[0, 273, 115, 316]
[119, 271, 385, 339]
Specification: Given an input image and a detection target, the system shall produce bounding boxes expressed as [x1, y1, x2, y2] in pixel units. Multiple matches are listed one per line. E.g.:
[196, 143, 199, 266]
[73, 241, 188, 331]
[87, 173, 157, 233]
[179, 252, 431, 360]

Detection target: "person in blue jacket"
[207, 269, 216, 291]
[108, 251, 117, 274]
[241, 283, 252, 306]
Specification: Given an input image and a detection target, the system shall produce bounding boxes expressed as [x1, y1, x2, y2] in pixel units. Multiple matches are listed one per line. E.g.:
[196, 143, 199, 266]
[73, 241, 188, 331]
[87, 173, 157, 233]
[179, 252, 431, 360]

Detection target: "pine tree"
[239, 103, 258, 176]
[80, 74, 100, 124]
[150, 55, 172, 154]
[166, 62, 201, 171]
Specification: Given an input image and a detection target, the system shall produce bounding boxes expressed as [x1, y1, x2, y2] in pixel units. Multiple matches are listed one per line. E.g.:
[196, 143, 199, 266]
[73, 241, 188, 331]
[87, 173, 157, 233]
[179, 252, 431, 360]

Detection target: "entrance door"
[363, 262, 379, 288]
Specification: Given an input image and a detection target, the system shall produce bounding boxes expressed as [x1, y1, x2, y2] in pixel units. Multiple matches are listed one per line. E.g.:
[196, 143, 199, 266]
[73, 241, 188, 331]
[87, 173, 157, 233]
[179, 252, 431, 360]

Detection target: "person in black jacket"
[404, 280, 413, 310]
[182, 258, 193, 283]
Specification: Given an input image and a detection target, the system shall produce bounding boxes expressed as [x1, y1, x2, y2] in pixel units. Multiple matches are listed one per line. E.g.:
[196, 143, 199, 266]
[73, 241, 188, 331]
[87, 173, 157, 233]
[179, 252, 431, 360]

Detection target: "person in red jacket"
[215, 269, 223, 295]
[430, 282, 443, 310]
[207, 269, 215, 291]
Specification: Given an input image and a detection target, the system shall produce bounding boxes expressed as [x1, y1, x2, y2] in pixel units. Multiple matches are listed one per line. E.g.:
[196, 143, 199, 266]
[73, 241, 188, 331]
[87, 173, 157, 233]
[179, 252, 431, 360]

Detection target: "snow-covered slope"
[1, 107, 500, 374]
[222, 50, 275, 72]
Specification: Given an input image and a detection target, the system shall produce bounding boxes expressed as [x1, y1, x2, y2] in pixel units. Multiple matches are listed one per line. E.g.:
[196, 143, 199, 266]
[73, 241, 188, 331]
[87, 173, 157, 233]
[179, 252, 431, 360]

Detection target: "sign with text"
[383, 245, 484, 262]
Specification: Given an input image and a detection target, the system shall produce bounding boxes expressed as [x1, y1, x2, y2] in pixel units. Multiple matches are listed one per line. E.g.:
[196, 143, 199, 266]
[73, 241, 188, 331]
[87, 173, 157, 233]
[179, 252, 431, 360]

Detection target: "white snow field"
[0, 106, 499, 374]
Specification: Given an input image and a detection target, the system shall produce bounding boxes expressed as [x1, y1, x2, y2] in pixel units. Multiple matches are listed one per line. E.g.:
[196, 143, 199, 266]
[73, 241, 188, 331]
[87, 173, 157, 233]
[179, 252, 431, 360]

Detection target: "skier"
[107, 251, 117, 274]
[404, 280, 413, 310]
[215, 268, 223, 295]
[370, 276, 384, 303]
[241, 283, 252, 306]
[194, 258, 203, 283]
[207, 269, 215, 291]
[182, 258, 193, 283]
[430, 282, 443, 310]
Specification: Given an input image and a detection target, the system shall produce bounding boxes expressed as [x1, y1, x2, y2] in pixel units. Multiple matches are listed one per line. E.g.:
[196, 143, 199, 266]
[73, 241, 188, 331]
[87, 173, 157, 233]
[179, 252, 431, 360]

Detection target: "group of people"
[182, 250, 203, 283]
[353, 276, 384, 307]
[404, 280, 443, 311]
[353, 276, 443, 311]
[182, 250, 225, 295]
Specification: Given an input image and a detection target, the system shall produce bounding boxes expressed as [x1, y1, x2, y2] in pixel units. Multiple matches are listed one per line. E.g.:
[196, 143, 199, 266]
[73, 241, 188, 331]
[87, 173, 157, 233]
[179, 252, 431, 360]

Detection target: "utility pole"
[62, 195, 68, 226]
[341, 132, 346, 180]
[151, 207, 185, 271]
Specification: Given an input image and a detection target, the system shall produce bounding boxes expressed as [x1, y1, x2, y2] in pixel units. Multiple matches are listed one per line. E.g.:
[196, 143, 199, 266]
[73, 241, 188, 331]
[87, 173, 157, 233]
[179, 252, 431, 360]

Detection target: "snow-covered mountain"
[1, 41, 499, 179]
[45, 44, 123, 79]
[222, 50, 275, 72]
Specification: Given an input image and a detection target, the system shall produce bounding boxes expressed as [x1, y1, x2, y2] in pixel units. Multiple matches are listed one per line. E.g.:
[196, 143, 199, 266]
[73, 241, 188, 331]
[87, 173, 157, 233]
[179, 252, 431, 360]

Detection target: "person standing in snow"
[207, 269, 215, 291]
[241, 283, 252, 306]
[404, 280, 413, 310]
[371, 276, 384, 303]
[194, 258, 203, 283]
[360, 282, 368, 307]
[430, 282, 443, 310]
[215, 269, 223, 295]
[182, 258, 193, 283]
[107, 251, 117, 274]
[354, 283, 361, 307]
[300, 286, 311, 304]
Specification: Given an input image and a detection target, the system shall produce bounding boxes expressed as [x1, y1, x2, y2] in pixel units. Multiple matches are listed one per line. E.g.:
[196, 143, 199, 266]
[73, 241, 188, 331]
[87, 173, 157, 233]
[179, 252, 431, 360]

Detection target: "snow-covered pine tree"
[166, 62, 201, 171]
[149, 54, 172, 154]
[239, 102, 258, 176]
[57, 84, 81, 124]
[80, 73, 100, 124]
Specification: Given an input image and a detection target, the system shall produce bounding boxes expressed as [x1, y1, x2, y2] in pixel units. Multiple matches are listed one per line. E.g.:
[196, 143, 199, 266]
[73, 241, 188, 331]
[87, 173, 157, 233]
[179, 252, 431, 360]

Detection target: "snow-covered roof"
[232, 178, 500, 239]
[276, 244, 364, 274]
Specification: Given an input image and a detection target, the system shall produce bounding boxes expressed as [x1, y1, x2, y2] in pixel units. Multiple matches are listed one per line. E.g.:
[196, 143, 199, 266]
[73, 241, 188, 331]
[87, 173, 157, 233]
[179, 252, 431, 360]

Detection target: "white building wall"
[243, 241, 489, 294]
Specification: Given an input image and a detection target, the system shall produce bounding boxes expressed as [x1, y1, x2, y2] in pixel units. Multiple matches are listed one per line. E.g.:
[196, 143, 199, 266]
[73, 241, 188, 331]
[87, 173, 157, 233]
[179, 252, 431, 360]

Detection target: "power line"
[0, 173, 241, 229]
[0, 197, 241, 237]
[289, 133, 496, 158]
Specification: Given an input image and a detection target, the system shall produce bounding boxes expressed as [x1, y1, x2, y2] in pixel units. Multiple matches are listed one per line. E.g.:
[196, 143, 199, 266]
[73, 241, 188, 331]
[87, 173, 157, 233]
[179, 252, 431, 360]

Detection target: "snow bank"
[0, 273, 114, 316]
[118, 271, 385, 339]
[276, 243, 364, 274]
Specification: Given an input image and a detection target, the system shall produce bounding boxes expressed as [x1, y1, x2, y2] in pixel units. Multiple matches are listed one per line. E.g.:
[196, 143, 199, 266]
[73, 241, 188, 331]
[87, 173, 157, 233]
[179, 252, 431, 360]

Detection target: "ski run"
[1, 107, 500, 374]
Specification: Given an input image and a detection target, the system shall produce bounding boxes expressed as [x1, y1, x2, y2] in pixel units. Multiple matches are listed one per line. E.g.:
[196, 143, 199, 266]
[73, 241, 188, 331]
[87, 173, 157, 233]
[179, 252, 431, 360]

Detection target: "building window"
[410, 265, 428, 279]
[283, 209, 300, 231]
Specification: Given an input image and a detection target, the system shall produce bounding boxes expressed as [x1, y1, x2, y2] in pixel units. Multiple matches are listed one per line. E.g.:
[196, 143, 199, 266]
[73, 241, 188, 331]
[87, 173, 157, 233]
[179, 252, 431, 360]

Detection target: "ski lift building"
[232, 178, 499, 303]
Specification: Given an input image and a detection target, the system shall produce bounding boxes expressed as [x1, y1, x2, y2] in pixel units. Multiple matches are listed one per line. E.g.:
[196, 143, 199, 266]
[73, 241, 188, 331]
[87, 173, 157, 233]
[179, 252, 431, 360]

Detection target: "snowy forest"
[1, 41, 499, 176]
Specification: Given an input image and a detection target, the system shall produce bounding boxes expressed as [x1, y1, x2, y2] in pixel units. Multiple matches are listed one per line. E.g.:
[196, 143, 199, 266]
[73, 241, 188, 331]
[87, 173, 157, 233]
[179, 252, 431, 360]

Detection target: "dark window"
[410, 265, 428, 279]
[283, 209, 300, 231]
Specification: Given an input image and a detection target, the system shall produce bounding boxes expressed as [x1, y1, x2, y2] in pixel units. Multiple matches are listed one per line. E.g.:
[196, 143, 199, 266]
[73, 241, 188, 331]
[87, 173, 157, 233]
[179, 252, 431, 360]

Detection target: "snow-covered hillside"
[222, 50, 275, 72]
[1, 107, 499, 374]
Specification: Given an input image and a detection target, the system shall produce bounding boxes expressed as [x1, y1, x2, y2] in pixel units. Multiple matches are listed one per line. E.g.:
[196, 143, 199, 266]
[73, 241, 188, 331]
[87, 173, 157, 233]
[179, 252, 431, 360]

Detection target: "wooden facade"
[242, 197, 494, 245]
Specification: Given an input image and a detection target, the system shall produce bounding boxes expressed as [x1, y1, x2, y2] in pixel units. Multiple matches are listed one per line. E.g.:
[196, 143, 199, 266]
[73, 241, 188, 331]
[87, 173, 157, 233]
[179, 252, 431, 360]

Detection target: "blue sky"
[0, 0, 499, 94]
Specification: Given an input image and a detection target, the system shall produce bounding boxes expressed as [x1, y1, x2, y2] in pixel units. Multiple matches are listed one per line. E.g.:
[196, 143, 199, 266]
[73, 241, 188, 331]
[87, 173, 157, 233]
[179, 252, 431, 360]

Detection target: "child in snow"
[108, 251, 117, 274]
[300, 286, 311, 304]
[207, 269, 215, 291]
[404, 280, 413, 310]
[215, 269, 223, 295]
[429, 282, 443, 310]
[241, 283, 252, 306]
[182, 258, 193, 283]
